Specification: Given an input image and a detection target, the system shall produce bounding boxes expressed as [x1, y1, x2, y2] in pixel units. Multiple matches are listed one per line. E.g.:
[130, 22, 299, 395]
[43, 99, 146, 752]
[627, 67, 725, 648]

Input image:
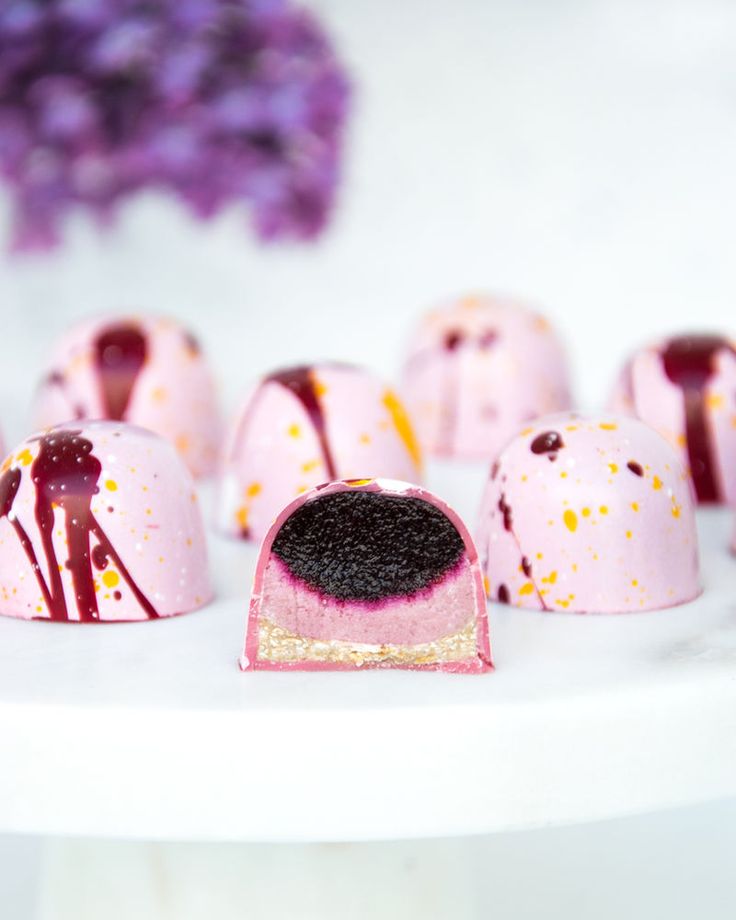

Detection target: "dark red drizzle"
[1, 431, 158, 621]
[94, 324, 147, 420]
[531, 431, 564, 461]
[627, 461, 643, 477]
[661, 335, 734, 503]
[268, 366, 337, 480]
[493, 492, 548, 611]
[497, 584, 510, 604]
[444, 331, 463, 351]
[91, 544, 109, 570]
[441, 328, 497, 452]
[443, 329, 497, 350]
[498, 494, 513, 532]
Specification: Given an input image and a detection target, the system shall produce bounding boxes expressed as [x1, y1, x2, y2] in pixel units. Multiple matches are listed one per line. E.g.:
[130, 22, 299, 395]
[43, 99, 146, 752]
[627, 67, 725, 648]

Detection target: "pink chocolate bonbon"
[0, 421, 212, 622]
[402, 294, 572, 460]
[610, 333, 736, 504]
[218, 364, 423, 543]
[242, 478, 492, 672]
[34, 314, 221, 478]
[477, 413, 700, 613]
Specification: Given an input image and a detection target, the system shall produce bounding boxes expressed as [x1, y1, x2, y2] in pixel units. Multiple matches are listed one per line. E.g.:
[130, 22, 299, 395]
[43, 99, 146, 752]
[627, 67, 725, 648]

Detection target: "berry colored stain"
[94, 324, 148, 421]
[268, 366, 337, 480]
[530, 431, 564, 460]
[661, 335, 734, 502]
[0, 431, 157, 621]
[498, 494, 513, 532]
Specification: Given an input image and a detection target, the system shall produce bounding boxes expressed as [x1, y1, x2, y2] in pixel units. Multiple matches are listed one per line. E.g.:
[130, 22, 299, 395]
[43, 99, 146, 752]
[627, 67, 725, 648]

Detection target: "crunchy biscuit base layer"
[256, 615, 478, 667]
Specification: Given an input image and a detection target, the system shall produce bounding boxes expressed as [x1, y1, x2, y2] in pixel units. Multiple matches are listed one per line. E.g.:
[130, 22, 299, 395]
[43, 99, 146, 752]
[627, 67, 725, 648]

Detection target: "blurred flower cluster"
[0, 0, 350, 250]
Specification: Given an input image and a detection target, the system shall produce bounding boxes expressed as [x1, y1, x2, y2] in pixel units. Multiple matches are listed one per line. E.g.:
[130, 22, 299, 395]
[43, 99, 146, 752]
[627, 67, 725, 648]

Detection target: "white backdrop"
[2, 0, 736, 444]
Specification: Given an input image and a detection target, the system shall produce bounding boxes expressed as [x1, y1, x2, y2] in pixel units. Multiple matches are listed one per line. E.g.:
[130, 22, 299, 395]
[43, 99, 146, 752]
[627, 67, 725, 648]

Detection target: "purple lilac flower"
[0, 0, 350, 250]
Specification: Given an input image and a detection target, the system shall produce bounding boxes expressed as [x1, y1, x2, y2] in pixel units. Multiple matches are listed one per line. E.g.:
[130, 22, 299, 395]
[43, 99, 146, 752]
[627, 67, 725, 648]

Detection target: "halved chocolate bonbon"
[242, 479, 491, 672]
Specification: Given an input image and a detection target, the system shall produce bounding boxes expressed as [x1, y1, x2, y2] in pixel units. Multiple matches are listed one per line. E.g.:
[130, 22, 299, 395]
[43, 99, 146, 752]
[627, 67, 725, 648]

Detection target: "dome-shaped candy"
[402, 294, 572, 460]
[610, 333, 736, 504]
[0, 421, 212, 622]
[33, 314, 221, 478]
[217, 364, 424, 542]
[477, 414, 700, 613]
[242, 478, 491, 672]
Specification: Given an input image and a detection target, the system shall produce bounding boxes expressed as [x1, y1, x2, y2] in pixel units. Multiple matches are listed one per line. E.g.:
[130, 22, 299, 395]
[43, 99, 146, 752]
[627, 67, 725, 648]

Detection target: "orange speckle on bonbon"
[382, 389, 423, 471]
[563, 510, 578, 532]
[652, 476, 663, 490]
[599, 423, 617, 431]
[102, 570, 120, 589]
[106, 480, 118, 492]
[236, 506, 249, 530]
[631, 502, 639, 512]
[287, 423, 301, 438]
[519, 582, 534, 596]
[460, 295, 481, 310]
[16, 449, 33, 467]
[608, 463, 618, 474]
[581, 507, 591, 518]
[246, 482, 262, 498]
[599, 505, 608, 515]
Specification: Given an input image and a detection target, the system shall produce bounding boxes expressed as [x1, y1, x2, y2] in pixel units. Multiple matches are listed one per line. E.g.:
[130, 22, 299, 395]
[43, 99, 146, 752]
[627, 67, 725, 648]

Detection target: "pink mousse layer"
[262, 554, 474, 645]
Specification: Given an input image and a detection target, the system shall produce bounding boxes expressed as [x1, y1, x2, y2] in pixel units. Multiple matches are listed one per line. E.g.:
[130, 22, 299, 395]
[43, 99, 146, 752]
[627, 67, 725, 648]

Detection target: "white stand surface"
[0, 463, 735, 845]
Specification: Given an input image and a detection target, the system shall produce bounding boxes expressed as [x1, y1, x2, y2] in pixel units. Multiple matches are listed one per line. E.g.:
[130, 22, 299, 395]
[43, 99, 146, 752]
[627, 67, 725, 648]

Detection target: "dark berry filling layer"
[271, 490, 465, 601]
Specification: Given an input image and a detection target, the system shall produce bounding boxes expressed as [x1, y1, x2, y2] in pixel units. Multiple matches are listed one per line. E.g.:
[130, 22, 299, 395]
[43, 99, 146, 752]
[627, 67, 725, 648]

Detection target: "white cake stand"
[0, 464, 734, 919]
